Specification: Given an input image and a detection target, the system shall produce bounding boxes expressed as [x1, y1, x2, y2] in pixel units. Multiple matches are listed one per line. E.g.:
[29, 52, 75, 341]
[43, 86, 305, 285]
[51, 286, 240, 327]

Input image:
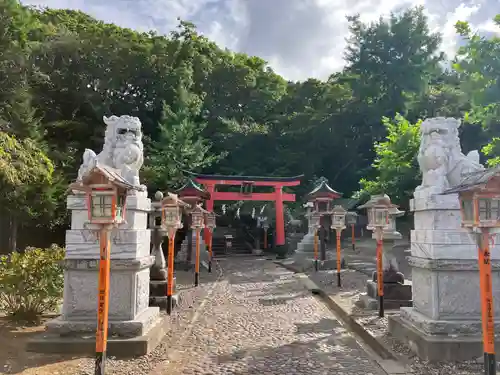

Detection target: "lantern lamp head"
[191, 205, 207, 229]
[310, 211, 322, 230]
[205, 211, 217, 230]
[88, 186, 127, 225]
[161, 192, 187, 231]
[346, 211, 358, 225]
[442, 167, 500, 230]
[330, 205, 347, 230]
[458, 191, 500, 229]
[358, 194, 392, 231]
[69, 164, 136, 226]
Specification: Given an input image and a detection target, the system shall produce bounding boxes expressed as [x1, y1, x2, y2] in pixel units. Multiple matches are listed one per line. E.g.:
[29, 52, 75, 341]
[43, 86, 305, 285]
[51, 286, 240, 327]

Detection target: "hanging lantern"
[330, 205, 347, 230]
[191, 205, 207, 229]
[69, 164, 136, 226]
[358, 194, 392, 231]
[161, 193, 187, 231]
[205, 211, 217, 230]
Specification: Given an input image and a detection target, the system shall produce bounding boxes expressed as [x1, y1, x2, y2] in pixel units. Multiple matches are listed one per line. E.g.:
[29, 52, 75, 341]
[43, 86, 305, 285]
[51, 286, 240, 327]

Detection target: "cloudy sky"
[21, 0, 499, 81]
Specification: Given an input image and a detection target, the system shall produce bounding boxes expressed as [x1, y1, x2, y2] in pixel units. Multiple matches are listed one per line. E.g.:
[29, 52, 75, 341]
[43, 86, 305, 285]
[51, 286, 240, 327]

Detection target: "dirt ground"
[0, 316, 86, 375]
[0, 267, 214, 375]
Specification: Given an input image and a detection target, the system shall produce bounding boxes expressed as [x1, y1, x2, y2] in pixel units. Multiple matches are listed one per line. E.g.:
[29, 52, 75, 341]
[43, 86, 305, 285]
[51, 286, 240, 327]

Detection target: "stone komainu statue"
[416, 117, 484, 194]
[77, 115, 145, 190]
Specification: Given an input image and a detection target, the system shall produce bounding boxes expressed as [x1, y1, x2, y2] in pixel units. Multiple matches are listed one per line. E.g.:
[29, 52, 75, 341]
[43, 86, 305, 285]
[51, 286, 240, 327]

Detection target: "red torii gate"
[189, 173, 303, 247]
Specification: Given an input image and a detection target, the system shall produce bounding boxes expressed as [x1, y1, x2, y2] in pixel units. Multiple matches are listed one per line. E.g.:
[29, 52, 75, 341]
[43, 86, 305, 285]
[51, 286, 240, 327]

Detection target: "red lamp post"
[191, 204, 207, 286]
[69, 164, 137, 375]
[205, 211, 217, 273]
[331, 205, 347, 287]
[160, 193, 188, 314]
[346, 212, 358, 251]
[444, 168, 500, 375]
[359, 195, 391, 317]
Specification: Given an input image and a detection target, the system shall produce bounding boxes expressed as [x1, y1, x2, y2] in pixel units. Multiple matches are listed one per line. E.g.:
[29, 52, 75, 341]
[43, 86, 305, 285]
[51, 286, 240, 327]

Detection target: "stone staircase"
[212, 227, 252, 257]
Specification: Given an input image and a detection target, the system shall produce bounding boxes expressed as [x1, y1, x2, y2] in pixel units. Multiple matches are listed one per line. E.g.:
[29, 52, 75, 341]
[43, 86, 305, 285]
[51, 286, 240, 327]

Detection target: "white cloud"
[21, 0, 496, 81]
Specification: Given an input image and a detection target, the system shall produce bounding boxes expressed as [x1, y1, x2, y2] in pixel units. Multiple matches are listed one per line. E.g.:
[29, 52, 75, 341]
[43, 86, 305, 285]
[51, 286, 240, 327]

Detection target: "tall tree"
[0, 132, 56, 252]
[358, 114, 421, 207]
[144, 66, 223, 189]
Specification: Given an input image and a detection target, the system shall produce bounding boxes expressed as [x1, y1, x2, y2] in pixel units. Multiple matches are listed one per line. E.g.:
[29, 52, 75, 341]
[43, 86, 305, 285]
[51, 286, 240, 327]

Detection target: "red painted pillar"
[275, 186, 285, 246]
[204, 184, 215, 242]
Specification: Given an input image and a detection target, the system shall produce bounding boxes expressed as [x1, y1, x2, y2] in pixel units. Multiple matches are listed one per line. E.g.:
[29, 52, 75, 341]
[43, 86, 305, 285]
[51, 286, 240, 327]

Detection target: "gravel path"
[149, 258, 386, 375]
[304, 263, 487, 375]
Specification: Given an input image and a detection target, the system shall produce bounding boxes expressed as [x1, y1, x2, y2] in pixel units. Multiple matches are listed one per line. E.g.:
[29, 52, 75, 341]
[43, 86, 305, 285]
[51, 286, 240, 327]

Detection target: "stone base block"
[150, 293, 180, 310]
[46, 306, 159, 337]
[27, 312, 165, 358]
[150, 277, 176, 297]
[358, 293, 412, 310]
[388, 314, 498, 362]
[366, 280, 412, 301]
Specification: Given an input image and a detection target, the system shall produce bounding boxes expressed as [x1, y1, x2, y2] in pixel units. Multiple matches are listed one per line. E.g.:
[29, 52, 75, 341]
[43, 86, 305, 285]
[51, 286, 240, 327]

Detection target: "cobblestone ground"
[151, 258, 386, 375]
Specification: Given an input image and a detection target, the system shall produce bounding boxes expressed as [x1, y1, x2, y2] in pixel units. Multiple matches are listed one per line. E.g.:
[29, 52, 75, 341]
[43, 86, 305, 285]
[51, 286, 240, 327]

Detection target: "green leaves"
[0, 244, 65, 323]
[358, 114, 421, 206]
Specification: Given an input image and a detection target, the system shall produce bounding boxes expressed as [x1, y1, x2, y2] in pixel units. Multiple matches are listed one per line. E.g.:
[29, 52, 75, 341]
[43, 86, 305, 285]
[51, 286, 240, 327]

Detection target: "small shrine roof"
[70, 163, 140, 191]
[307, 177, 341, 199]
[176, 178, 211, 199]
[443, 167, 500, 194]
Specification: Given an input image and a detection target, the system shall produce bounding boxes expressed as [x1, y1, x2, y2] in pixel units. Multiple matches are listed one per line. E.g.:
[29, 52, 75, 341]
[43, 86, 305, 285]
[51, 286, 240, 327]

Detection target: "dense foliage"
[0, 1, 499, 249]
[0, 245, 65, 322]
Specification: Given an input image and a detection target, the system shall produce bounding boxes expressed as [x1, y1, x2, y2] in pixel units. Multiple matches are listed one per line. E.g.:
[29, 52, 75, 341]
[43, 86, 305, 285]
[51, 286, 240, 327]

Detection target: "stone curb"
[274, 260, 400, 363]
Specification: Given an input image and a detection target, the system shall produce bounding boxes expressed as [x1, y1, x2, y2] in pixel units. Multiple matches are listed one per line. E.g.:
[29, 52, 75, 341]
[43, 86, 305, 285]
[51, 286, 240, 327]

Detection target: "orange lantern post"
[346, 212, 358, 251]
[331, 205, 347, 287]
[444, 168, 500, 375]
[205, 211, 217, 273]
[310, 211, 322, 271]
[160, 192, 187, 314]
[69, 163, 138, 375]
[359, 195, 391, 318]
[191, 205, 207, 286]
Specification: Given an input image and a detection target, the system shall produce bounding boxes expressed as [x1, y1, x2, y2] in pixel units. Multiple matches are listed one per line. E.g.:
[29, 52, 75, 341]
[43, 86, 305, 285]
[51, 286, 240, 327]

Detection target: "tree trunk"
[9, 215, 18, 253]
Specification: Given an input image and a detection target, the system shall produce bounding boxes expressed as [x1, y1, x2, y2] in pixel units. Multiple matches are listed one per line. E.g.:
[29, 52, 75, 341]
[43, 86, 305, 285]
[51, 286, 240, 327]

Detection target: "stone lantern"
[358, 194, 410, 316]
[176, 179, 210, 267]
[296, 177, 341, 259]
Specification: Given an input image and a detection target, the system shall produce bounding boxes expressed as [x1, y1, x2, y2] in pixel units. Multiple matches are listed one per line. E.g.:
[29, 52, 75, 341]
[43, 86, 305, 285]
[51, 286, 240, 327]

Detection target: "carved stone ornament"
[77, 115, 146, 192]
[415, 117, 484, 196]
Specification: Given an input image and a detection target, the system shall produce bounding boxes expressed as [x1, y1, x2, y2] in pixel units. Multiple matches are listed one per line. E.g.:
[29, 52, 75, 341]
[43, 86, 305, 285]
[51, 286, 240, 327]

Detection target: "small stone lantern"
[310, 211, 322, 271]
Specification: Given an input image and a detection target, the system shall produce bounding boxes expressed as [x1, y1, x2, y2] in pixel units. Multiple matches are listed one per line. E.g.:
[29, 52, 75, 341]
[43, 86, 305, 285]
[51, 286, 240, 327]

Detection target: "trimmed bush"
[0, 244, 65, 323]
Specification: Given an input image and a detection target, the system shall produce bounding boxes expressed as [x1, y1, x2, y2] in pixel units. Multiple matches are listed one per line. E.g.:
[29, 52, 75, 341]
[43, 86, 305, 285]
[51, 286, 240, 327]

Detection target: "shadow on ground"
[214, 317, 381, 374]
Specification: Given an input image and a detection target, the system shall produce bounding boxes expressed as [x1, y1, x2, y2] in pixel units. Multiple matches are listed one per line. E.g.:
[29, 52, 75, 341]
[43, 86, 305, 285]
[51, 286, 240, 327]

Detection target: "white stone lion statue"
[77, 115, 145, 190]
[415, 117, 484, 194]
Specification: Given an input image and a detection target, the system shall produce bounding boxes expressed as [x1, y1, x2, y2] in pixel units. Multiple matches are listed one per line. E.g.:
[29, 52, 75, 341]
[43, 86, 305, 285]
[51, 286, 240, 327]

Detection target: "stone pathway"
[151, 258, 386, 375]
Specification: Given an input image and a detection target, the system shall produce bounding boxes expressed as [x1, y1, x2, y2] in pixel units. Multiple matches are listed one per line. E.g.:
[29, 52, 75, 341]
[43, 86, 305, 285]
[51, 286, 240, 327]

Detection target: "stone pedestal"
[28, 193, 164, 357]
[178, 231, 208, 268]
[388, 192, 500, 361]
